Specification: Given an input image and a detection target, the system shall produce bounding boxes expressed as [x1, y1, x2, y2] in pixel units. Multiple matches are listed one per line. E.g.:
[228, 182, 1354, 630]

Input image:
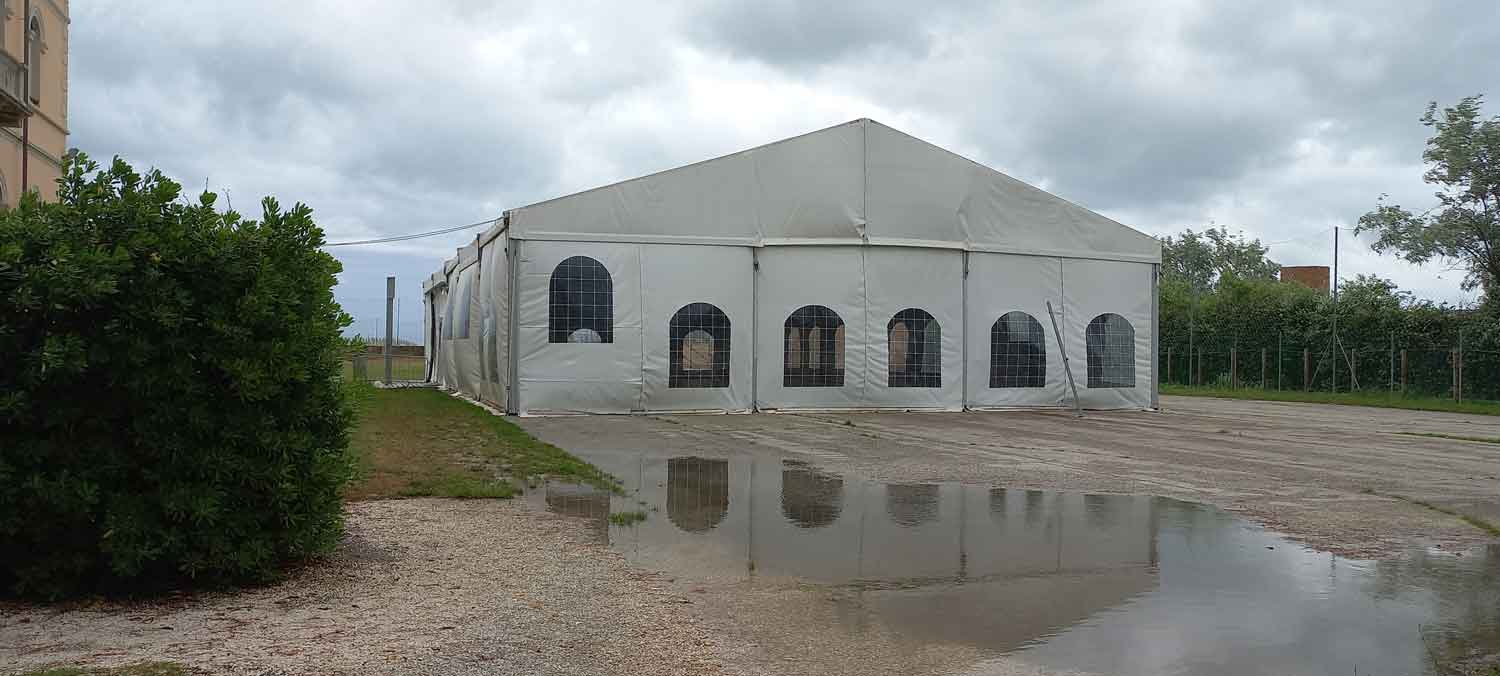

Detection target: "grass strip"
[1161, 384, 1500, 416]
[344, 384, 618, 500]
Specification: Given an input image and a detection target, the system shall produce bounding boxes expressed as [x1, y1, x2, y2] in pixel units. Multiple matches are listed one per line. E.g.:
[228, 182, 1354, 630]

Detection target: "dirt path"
[518, 396, 1500, 558]
[0, 500, 724, 676]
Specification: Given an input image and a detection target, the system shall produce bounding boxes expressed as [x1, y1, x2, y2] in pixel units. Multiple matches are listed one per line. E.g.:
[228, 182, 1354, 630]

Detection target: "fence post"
[1197, 349, 1204, 387]
[1351, 352, 1358, 392]
[1277, 332, 1283, 391]
[1457, 337, 1465, 403]
[384, 276, 395, 385]
[1400, 349, 1408, 392]
[1167, 346, 1173, 385]
[1303, 348, 1310, 391]
[1452, 347, 1459, 402]
[1230, 348, 1238, 389]
[1260, 348, 1267, 389]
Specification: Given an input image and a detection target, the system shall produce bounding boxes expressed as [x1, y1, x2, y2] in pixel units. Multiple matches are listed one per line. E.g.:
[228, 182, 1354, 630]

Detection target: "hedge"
[0, 152, 356, 597]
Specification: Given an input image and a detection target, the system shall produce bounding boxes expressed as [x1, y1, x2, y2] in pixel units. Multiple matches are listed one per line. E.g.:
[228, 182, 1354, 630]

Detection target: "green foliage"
[609, 510, 647, 526]
[0, 152, 356, 597]
[1159, 226, 1280, 290]
[1357, 95, 1500, 305]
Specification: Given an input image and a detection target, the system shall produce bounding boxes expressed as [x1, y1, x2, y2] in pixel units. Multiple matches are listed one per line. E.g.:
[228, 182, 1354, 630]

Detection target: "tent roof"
[508, 119, 1159, 263]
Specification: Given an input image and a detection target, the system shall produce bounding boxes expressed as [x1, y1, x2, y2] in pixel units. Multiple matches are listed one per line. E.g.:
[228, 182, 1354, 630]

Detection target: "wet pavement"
[529, 446, 1500, 676]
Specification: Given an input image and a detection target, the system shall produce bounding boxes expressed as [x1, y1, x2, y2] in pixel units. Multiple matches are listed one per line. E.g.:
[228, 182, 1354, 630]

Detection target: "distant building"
[0, 0, 68, 207]
[1281, 265, 1329, 292]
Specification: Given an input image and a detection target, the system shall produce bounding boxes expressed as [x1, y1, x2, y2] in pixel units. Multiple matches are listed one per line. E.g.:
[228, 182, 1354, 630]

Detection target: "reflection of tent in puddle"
[544, 482, 611, 543]
[861, 567, 1157, 653]
[885, 483, 940, 528]
[782, 460, 844, 529]
[667, 457, 729, 533]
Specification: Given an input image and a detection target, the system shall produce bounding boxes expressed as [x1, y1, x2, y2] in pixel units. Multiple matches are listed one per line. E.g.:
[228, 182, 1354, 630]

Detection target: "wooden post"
[1303, 348, 1311, 391]
[1230, 348, 1238, 389]
[1400, 349, 1408, 392]
[1260, 348, 1267, 389]
[1351, 353, 1358, 392]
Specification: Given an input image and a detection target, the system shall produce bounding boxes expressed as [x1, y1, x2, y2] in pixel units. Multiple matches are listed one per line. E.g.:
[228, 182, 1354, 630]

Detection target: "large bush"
[0, 152, 355, 597]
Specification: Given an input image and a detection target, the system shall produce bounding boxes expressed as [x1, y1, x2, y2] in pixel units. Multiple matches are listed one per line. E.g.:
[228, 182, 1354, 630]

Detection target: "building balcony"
[0, 51, 28, 128]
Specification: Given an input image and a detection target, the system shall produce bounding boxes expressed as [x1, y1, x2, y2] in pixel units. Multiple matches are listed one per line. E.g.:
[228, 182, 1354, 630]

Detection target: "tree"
[1159, 226, 1280, 291]
[0, 152, 356, 597]
[1357, 95, 1500, 308]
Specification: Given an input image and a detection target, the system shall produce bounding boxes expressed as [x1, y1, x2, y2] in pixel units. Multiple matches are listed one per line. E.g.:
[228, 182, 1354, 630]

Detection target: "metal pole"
[1458, 332, 1465, 403]
[1260, 347, 1267, 389]
[1331, 226, 1339, 393]
[1167, 346, 1173, 385]
[1401, 348, 1408, 392]
[1388, 333, 1394, 391]
[1303, 348, 1310, 390]
[1045, 300, 1082, 417]
[384, 276, 395, 384]
[1198, 348, 1204, 387]
[1230, 348, 1238, 389]
[1277, 331, 1283, 390]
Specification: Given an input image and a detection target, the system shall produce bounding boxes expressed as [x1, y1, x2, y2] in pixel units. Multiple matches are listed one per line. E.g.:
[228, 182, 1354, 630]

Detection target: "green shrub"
[0, 152, 356, 597]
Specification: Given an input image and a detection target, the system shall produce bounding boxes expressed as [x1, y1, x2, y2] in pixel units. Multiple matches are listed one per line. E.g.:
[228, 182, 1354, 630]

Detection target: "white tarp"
[965, 253, 1068, 409]
[862, 248, 964, 410]
[509, 119, 1160, 264]
[515, 240, 644, 414]
[640, 245, 754, 412]
[755, 246, 869, 410]
[478, 232, 509, 410]
[1062, 258, 1154, 410]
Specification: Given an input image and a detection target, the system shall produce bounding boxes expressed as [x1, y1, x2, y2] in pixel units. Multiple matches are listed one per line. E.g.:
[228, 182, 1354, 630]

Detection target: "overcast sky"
[70, 1, 1500, 338]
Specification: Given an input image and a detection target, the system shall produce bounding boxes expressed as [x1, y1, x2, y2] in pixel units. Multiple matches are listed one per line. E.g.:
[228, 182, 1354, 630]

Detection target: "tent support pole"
[961, 250, 970, 411]
[751, 247, 760, 412]
[506, 234, 522, 415]
[1151, 264, 1160, 410]
[1046, 300, 1082, 418]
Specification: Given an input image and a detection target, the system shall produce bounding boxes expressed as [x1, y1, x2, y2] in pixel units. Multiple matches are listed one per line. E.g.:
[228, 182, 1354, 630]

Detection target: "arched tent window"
[784, 305, 844, 387]
[887, 308, 940, 388]
[27, 12, 41, 105]
[669, 302, 730, 388]
[990, 312, 1046, 388]
[1086, 313, 1135, 388]
[548, 256, 613, 343]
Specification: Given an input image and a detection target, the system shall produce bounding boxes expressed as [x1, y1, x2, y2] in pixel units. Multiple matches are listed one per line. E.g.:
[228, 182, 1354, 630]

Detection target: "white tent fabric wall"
[1062, 258, 1154, 410]
[965, 253, 1067, 408]
[755, 246, 869, 410]
[477, 231, 510, 411]
[419, 118, 1160, 413]
[515, 240, 645, 414]
[862, 247, 964, 410]
[640, 244, 754, 412]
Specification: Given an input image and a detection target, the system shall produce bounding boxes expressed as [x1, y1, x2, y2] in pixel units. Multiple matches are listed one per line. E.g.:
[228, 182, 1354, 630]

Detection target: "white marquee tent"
[423, 119, 1161, 415]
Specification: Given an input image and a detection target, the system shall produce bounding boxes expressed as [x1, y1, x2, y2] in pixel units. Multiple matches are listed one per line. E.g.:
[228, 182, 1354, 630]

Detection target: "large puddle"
[529, 451, 1500, 676]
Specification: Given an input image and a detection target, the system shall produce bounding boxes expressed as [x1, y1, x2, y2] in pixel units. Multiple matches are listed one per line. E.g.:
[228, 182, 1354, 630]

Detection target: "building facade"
[0, 0, 67, 207]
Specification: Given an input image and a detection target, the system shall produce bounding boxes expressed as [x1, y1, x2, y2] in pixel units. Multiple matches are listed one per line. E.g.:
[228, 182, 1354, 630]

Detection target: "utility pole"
[384, 276, 395, 384]
[1331, 226, 1339, 393]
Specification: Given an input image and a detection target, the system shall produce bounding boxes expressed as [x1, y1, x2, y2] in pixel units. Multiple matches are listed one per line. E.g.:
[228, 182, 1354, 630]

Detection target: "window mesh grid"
[548, 256, 613, 343]
[990, 311, 1046, 388]
[887, 308, 941, 388]
[669, 302, 731, 388]
[784, 305, 845, 387]
[1086, 313, 1135, 388]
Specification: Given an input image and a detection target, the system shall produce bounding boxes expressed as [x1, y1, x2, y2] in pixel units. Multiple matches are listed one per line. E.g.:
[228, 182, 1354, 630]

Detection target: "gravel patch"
[0, 499, 725, 676]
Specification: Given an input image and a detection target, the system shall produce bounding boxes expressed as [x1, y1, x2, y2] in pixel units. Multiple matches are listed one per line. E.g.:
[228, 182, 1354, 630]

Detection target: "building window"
[887, 308, 940, 388]
[1086, 313, 1135, 388]
[26, 12, 40, 105]
[783, 305, 844, 387]
[990, 311, 1046, 388]
[669, 302, 730, 388]
[548, 256, 612, 343]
